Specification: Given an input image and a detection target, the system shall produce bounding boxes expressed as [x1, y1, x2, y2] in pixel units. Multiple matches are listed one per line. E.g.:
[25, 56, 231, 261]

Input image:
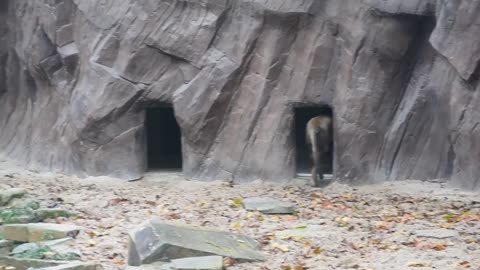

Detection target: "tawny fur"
[306, 115, 333, 187]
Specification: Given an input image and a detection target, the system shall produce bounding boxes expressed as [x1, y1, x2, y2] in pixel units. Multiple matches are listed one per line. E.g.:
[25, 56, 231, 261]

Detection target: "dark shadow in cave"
[145, 106, 182, 171]
[294, 105, 333, 176]
[0, 0, 8, 14]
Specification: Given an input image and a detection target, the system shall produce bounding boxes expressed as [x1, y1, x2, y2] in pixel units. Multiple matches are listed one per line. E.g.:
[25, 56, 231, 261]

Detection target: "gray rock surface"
[0, 0, 479, 189]
[242, 197, 295, 214]
[127, 220, 264, 266]
[164, 256, 224, 270]
[0, 188, 26, 206]
[3, 223, 81, 242]
[414, 229, 459, 239]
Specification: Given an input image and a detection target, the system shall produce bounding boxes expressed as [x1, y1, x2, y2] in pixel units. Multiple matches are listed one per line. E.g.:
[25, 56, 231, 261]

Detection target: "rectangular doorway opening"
[294, 105, 333, 178]
[145, 106, 182, 171]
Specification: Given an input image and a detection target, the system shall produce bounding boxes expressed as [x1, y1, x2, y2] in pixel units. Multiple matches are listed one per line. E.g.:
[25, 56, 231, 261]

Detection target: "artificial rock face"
[0, 0, 479, 189]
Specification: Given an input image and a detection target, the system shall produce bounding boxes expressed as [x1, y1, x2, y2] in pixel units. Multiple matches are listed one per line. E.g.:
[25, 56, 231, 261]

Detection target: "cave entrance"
[294, 105, 333, 179]
[145, 106, 182, 172]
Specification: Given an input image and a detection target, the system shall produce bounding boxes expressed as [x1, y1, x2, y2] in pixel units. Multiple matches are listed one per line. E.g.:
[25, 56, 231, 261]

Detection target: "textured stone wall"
[0, 0, 479, 189]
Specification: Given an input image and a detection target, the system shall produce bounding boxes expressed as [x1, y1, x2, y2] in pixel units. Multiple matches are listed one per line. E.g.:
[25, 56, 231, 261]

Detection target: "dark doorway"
[294, 105, 333, 176]
[145, 106, 182, 171]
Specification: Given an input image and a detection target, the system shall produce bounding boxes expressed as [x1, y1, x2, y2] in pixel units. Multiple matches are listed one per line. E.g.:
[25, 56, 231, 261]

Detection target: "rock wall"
[0, 0, 479, 189]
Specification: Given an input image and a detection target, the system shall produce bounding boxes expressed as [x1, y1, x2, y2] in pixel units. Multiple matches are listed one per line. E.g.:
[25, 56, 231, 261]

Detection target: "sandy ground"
[0, 157, 479, 270]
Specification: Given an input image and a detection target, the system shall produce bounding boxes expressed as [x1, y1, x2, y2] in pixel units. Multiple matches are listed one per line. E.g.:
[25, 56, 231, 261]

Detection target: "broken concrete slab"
[0, 188, 26, 206]
[34, 208, 72, 220]
[3, 223, 81, 242]
[242, 197, 295, 214]
[0, 239, 14, 255]
[0, 207, 71, 224]
[0, 207, 37, 224]
[11, 238, 81, 260]
[170, 256, 224, 270]
[27, 261, 103, 270]
[128, 219, 264, 266]
[0, 256, 68, 270]
[413, 229, 459, 239]
[125, 262, 167, 270]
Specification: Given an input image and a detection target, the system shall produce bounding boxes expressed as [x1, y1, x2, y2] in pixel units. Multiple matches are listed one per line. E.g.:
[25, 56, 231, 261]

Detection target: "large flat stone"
[127, 219, 264, 266]
[28, 262, 103, 270]
[414, 229, 459, 239]
[149, 256, 224, 270]
[242, 197, 295, 214]
[3, 223, 81, 242]
[0, 256, 68, 270]
[0, 188, 26, 206]
[170, 256, 223, 270]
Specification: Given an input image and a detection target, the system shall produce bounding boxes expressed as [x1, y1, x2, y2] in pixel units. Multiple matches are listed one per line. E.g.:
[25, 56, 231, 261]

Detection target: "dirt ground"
[0, 157, 479, 270]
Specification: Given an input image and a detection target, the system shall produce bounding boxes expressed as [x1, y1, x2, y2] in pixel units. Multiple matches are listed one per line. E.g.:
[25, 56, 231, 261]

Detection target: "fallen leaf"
[223, 257, 235, 267]
[313, 247, 321, 254]
[431, 243, 446, 251]
[109, 198, 129, 205]
[458, 261, 471, 268]
[272, 242, 290, 252]
[87, 239, 96, 246]
[407, 262, 432, 267]
[230, 221, 241, 229]
[228, 197, 243, 208]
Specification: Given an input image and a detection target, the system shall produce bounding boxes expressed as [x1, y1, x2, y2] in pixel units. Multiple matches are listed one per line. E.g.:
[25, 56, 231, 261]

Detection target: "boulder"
[11, 238, 81, 260]
[0, 189, 26, 206]
[128, 219, 264, 266]
[152, 256, 224, 270]
[3, 223, 81, 242]
[26, 262, 103, 270]
[0, 256, 67, 270]
[242, 197, 295, 214]
[413, 229, 459, 239]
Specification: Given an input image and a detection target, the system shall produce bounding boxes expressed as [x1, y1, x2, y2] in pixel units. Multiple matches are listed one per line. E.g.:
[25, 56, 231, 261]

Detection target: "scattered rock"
[242, 197, 295, 214]
[414, 229, 459, 239]
[0, 256, 67, 270]
[34, 209, 72, 220]
[3, 223, 82, 242]
[0, 240, 15, 255]
[0, 208, 37, 224]
[27, 261, 103, 270]
[169, 256, 224, 270]
[125, 262, 167, 270]
[128, 219, 264, 266]
[11, 238, 80, 261]
[0, 189, 26, 206]
[8, 200, 40, 210]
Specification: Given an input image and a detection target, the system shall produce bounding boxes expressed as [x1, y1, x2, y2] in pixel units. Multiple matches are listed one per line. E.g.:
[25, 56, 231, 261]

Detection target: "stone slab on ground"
[0, 188, 26, 206]
[413, 229, 459, 239]
[28, 262, 103, 270]
[3, 223, 81, 242]
[12, 237, 81, 259]
[0, 256, 68, 270]
[125, 262, 167, 270]
[0, 239, 14, 255]
[242, 197, 295, 214]
[169, 256, 224, 270]
[34, 208, 72, 220]
[128, 219, 264, 266]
